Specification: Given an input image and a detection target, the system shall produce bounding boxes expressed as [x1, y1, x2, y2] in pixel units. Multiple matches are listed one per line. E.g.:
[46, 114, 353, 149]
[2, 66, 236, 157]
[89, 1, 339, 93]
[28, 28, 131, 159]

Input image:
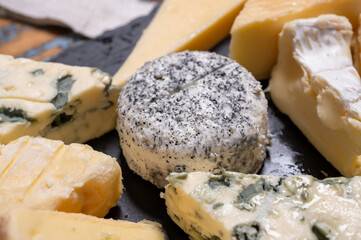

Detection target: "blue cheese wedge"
[0, 54, 119, 144]
[0, 136, 122, 218]
[116, 51, 268, 188]
[165, 171, 361, 239]
[270, 15, 361, 177]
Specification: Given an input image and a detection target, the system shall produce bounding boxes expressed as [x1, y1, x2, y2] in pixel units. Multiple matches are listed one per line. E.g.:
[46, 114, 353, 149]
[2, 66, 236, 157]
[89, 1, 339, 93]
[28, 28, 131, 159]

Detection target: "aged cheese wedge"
[0, 54, 119, 144]
[0, 208, 166, 240]
[165, 171, 361, 239]
[229, 0, 361, 80]
[270, 15, 361, 177]
[113, 0, 247, 86]
[0, 136, 122, 217]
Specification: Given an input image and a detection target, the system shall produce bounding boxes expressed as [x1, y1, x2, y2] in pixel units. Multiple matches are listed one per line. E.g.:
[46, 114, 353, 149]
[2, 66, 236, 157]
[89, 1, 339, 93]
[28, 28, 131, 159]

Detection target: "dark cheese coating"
[117, 51, 268, 187]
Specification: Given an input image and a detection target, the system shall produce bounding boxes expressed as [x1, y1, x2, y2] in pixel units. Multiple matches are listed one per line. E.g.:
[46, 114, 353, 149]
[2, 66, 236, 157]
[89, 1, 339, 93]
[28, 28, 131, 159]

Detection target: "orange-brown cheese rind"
[116, 51, 268, 188]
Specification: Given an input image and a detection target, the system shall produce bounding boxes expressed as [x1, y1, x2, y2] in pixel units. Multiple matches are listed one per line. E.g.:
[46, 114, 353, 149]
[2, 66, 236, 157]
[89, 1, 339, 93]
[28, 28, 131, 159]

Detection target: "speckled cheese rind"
[116, 51, 268, 188]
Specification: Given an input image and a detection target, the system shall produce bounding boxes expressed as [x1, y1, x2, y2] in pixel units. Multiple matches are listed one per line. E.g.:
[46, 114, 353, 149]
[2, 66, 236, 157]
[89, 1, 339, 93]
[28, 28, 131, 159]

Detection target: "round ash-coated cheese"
[116, 51, 268, 188]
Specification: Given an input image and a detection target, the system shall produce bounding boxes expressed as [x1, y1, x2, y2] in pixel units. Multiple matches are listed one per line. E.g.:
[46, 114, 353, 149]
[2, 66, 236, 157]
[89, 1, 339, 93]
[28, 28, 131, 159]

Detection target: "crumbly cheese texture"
[0, 136, 122, 217]
[229, 0, 361, 80]
[117, 51, 268, 188]
[165, 171, 361, 240]
[270, 15, 361, 177]
[113, 0, 247, 86]
[0, 54, 119, 144]
[0, 208, 166, 240]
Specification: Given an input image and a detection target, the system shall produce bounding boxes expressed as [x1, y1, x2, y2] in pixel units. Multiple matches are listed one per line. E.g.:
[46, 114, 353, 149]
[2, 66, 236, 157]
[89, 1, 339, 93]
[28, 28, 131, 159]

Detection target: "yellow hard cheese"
[0, 54, 119, 144]
[0, 136, 122, 217]
[270, 15, 361, 177]
[113, 0, 247, 86]
[229, 0, 361, 80]
[0, 208, 166, 240]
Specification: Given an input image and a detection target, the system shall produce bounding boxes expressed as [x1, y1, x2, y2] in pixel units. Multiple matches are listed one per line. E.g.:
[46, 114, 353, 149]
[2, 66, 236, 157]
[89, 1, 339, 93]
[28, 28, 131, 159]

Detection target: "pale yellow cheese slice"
[0, 208, 166, 240]
[113, 0, 247, 86]
[229, 0, 361, 80]
[0, 136, 122, 217]
[270, 14, 361, 177]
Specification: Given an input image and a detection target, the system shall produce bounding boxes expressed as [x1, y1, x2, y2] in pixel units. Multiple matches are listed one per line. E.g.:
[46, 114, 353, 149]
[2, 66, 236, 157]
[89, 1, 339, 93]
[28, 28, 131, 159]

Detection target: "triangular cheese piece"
[229, 0, 361, 80]
[270, 14, 361, 177]
[113, 0, 247, 86]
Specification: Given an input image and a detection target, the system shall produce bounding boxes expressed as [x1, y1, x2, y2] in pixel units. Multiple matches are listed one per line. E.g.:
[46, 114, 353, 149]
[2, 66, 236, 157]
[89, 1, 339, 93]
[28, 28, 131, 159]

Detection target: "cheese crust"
[117, 51, 268, 188]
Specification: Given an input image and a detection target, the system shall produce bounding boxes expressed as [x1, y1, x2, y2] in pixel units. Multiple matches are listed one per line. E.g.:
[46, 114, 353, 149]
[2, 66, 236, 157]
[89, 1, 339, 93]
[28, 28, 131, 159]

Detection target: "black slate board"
[51, 6, 341, 240]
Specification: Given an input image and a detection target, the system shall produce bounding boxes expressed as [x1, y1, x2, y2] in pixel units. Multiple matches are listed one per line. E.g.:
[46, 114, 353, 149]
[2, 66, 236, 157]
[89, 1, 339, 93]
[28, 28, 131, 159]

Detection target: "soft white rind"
[270, 14, 361, 176]
[117, 51, 268, 188]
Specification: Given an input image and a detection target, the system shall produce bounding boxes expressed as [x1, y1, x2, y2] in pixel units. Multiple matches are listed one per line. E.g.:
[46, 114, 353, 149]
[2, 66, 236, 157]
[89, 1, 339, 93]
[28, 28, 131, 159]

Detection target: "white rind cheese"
[165, 171, 361, 240]
[0, 54, 119, 144]
[0, 136, 122, 218]
[229, 0, 361, 80]
[270, 15, 361, 177]
[116, 51, 268, 188]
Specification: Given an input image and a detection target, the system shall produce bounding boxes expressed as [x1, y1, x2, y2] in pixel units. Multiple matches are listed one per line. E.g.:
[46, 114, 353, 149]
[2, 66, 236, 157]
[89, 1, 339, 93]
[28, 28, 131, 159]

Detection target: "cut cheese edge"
[113, 0, 247, 86]
[165, 171, 361, 240]
[0, 54, 119, 144]
[229, 0, 361, 80]
[0, 136, 122, 217]
[0, 208, 166, 240]
[270, 14, 361, 177]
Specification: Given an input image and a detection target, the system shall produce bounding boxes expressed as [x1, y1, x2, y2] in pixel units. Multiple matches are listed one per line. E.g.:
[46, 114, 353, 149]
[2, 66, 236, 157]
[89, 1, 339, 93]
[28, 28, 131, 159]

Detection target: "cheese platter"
[47, 5, 343, 239]
[3, 0, 361, 238]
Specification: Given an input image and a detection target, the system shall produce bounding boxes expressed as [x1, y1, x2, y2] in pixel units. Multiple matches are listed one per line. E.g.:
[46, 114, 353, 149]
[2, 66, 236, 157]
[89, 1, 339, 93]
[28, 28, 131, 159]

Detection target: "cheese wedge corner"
[113, 0, 247, 86]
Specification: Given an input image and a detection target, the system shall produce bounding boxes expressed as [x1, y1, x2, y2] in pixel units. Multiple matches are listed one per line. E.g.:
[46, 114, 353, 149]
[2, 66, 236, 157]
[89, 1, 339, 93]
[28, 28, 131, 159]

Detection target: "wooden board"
[0, 17, 81, 60]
